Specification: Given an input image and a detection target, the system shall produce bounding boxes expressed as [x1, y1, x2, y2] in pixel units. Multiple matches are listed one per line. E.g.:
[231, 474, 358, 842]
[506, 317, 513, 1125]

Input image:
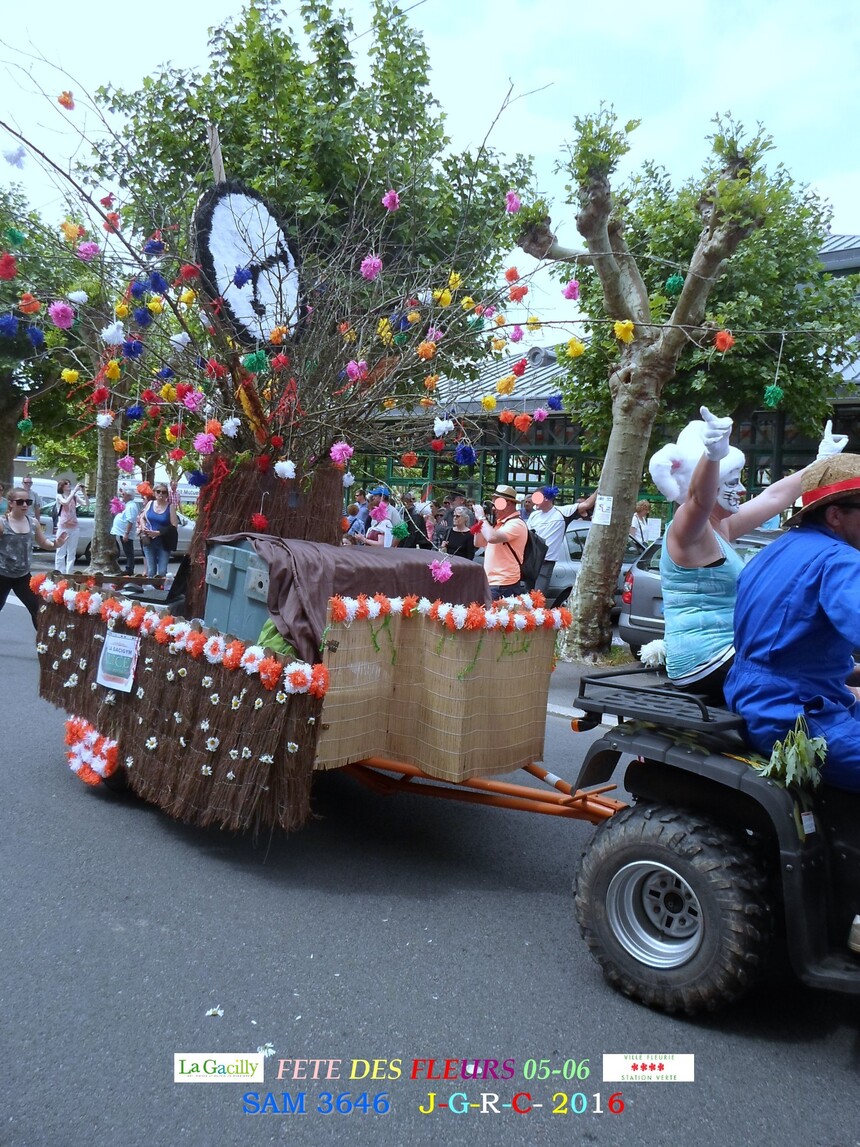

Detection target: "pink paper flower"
[76, 241, 100, 262]
[426, 326, 443, 342]
[109, 496, 123, 515]
[562, 279, 580, 300]
[48, 300, 75, 329]
[360, 254, 383, 281]
[370, 504, 389, 523]
[345, 360, 368, 382]
[194, 432, 216, 454]
[381, 189, 400, 212]
[505, 190, 522, 214]
[534, 407, 548, 422]
[430, 558, 453, 583]
[510, 325, 524, 342]
[183, 390, 205, 412]
[329, 440, 354, 466]
[117, 455, 136, 474]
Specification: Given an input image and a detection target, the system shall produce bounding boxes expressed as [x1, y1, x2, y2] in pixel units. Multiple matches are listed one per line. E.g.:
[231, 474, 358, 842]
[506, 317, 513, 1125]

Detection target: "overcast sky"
[1, 0, 857, 326]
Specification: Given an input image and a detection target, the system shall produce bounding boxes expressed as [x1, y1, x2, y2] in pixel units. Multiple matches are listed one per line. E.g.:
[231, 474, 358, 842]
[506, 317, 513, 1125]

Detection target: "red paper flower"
[714, 329, 735, 353]
[508, 285, 528, 303]
[103, 212, 121, 234]
[58, 91, 74, 110]
[430, 438, 445, 452]
[513, 412, 533, 433]
[147, 405, 161, 419]
[257, 455, 271, 473]
[250, 512, 269, 531]
[309, 664, 330, 698]
[169, 448, 186, 461]
[400, 451, 419, 468]
[504, 267, 519, 283]
[175, 383, 192, 401]
[178, 264, 200, 281]
[498, 409, 515, 425]
[206, 358, 228, 379]
[99, 193, 115, 208]
[91, 386, 110, 404]
[270, 434, 284, 449]
[511, 358, 527, 377]
[141, 389, 159, 403]
[258, 657, 283, 690]
[271, 353, 290, 371]
[0, 253, 18, 280]
[19, 292, 40, 314]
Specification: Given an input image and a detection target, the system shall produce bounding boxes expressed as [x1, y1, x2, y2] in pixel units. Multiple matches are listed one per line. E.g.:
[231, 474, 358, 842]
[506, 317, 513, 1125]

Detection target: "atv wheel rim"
[606, 861, 703, 969]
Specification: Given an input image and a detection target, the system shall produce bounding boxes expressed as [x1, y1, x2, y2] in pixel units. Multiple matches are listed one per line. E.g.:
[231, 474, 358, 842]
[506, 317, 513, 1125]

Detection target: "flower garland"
[31, 573, 330, 697]
[327, 589, 571, 632]
[64, 716, 119, 786]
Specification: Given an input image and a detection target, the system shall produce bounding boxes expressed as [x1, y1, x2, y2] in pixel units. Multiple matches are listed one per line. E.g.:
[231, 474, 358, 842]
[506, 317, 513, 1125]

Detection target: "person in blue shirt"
[725, 454, 860, 794]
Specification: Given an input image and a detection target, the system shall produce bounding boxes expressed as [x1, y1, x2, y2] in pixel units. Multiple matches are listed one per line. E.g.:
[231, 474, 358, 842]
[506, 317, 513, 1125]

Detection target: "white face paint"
[717, 467, 745, 514]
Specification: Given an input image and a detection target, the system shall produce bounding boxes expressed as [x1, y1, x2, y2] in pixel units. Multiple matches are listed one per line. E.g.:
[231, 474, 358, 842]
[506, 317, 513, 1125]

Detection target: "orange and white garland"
[31, 573, 330, 697]
[328, 589, 572, 632]
[65, 716, 119, 786]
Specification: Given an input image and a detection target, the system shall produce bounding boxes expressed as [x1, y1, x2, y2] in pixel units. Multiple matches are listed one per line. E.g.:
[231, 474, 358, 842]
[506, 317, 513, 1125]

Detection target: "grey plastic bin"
[203, 541, 270, 642]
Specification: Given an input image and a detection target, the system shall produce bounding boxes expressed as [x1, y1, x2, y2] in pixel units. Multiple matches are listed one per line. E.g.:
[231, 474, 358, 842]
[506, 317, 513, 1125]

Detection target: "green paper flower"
[763, 384, 784, 408]
[664, 273, 684, 296]
[242, 350, 269, 374]
[16, 417, 33, 433]
[6, 228, 26, 247]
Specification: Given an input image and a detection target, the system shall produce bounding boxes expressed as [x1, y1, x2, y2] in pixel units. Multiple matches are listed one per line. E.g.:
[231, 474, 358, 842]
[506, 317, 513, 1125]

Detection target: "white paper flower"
[210, 693, 220, 705]
[205, 736, 219, 752]
[201, 763, 213, 775]
[96, 412, 115, 428]
[226, 771, 235, 781]
[68, 290, 89, 305]
[145, 737, 158, 750]
[241, 747, 252, 759]
[259, 754, 273, 764]
[274, 459, 297, 480]
[36, 643, 48, 654]
[433, 416, 454, 437]
[101, 320, 125, 345]
[63, 674, 79, 688]
[169, 331, 191, 349]
[229, 749, 239, 760]
[254, 698, 263, 710]
[3, 144, 26, 169]
[199, 718, 210, 731]
[221, 416, 241, 438]
[287, 741, 299, 753]
[275, 691, 287, 704]
[342, 471, 355, 488]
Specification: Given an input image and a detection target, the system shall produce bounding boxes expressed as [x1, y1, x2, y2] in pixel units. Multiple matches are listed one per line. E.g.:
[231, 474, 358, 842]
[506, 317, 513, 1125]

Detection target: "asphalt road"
[1, 596, 858, 1147]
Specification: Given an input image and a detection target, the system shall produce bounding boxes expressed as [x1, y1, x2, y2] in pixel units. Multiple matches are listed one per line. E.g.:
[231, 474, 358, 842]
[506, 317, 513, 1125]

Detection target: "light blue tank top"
[660, 523, 746, 684]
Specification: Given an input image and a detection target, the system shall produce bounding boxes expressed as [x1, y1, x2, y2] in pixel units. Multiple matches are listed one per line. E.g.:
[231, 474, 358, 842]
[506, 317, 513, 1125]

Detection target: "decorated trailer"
[34, 539, 623, 834]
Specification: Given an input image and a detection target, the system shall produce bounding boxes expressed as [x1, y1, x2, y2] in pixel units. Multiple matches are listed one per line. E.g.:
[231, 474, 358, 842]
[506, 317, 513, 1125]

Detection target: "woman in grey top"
[0, 488, 66, 627]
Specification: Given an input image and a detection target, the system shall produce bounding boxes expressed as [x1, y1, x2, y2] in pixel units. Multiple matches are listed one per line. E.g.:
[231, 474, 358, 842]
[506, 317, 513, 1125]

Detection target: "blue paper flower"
[547, 394, 563, 411]
[122, 339, 144, 359]
[133, 307, 153, 328]
[27, 326, 45, 349]
[0, 313, 19, 338]
[454, 443, 477, 467]
[126, 404, 145, 421]
[186, 469, 209, 487]
[233, 266, 252, 288]
[130, 279, 149, 299]
[149, 271, 169, 294]
[143, 239, 165, 255]
[156, 366, 174, 380]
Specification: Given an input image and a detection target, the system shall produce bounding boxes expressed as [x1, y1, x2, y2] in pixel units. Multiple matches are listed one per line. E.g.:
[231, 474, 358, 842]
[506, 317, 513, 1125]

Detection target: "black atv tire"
[574, 802, 773, 1014]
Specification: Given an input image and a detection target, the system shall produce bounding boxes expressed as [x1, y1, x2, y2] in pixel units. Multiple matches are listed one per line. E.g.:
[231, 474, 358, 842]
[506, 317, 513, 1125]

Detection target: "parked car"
[38, 504, 195, 564]
[546, 521, 646, 611]
[617, 528, 783, 657]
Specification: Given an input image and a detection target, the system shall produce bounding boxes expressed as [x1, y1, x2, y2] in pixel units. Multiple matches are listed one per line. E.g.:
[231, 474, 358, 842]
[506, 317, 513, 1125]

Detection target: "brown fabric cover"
[208, 535, 491, 664]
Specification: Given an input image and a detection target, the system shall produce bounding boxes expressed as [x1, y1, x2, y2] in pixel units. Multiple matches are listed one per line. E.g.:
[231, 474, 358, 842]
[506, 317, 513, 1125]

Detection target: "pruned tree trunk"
[0, 386, 22, 487]
[87, 426, 120, 574]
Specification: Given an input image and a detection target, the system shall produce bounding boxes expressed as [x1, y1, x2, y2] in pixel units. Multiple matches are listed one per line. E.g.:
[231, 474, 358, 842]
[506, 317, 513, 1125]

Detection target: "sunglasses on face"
[13, 498, 33, 506]
[154, 488, 168, 494]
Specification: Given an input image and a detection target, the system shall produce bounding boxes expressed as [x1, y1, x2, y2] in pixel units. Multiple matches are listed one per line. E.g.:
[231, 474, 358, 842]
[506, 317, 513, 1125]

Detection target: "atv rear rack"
[575, 665, 745, 734]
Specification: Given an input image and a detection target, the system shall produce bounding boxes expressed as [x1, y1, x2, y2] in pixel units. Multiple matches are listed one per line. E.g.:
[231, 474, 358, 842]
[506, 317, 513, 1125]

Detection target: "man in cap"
[726, 454, 860, 794]
[471, 485, 528, 600]
[368, 486, 402, 527]
[526, 486, 598, 592]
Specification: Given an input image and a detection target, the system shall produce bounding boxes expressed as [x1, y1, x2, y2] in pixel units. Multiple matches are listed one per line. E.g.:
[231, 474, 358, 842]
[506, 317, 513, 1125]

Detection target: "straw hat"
[784, 454, 860, 526]
[492, 485, 518, 503]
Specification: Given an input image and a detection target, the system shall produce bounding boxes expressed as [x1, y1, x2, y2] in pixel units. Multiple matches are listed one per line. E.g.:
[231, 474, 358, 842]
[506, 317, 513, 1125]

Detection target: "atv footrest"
[576, 666, 745, 734]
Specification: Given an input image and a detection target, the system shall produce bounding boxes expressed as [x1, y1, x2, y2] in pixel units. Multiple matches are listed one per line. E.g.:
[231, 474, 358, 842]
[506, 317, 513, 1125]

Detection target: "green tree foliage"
[555, 142, 859, 454]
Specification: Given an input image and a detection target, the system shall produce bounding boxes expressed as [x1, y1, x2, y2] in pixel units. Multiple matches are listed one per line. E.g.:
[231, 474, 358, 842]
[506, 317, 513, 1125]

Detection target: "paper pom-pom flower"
[508, 285, 528, 303]
[96, 412, 115, 428]
[76, 242, 100, 262]
[511, 358, 527, 378]
[401, 451, 419, 468]
[110, 496, 123, 514]
[715, 329, 735, 353]
[509, 325, 524, 342]
[117, 455, 136, 473]
[222, 417, 241, 438]
[454, 443, 477, 466]
[58, 91, 75, 110]
[27, 327, 45, 349]
[496, 375, 515, 396]
[60, 367, 79, 383]
[381, 189, 400, 211]
[430, 558, 453, 583]
[505, 190, 522, 214]
[342, 472, 355, 488]
[101, 321, 125, 345]
[430, 438, 445, 452]
[243, 350, 268, 374]
[250, 513, 269, 531]
[125, 403, 144, 421]
[613, 319, 635, 343]
[330, 441, 354, 466]
[665, 273, 685, 296]
[566, 337, 585, 359]
[504, 266, 519, 284]
[185, 470, 208, 487]
[0, 314, 18, 338]
[433, 416, 454, 437]
[562, 279, 580, 300]
[417, 340, 437, 361]
[183, 390, 205, 412]
[345, 360, 368, 382]
[526, 315, 541, 332]
[763, 384, 784, 408]
[547, 394, 563, 411]
[194, 432, 216, 454]
[103, 212, 121, 234]
[233, 266, 252, 288]
[534, 408, 548, 422]
[498, 409, 515, 425]
[48, 301, 75, 329]
[275, 459, 297, 479]
[169, 448, 186, 461]
[91, 386, 110, 404]
[480, 394, 497, 412]
[0, 253, 18, 280]
[122, 338, 144, 359]
[17, 417, 32, 433]
[170, 331, 191, 349]
[360, 254, 383, 281]
[19, 292, 40, 314]
[514, 412, 533, 433]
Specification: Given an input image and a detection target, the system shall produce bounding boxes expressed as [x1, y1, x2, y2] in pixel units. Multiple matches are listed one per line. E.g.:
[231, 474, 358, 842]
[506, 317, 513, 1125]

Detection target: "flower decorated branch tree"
[518, 108, 859, 659]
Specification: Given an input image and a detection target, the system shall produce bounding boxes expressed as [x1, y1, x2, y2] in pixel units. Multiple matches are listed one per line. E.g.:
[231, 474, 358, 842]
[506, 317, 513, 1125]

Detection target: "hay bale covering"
[316, 608, 557, 782]
[36, 598, 321, 833]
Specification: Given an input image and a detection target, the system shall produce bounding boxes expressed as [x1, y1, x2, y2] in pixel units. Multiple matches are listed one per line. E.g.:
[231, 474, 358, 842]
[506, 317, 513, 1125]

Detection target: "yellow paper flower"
[382, 396, 397, 410]
[433, 288, 453, 308]
[460, 296, 475, 311]
[112, 436, 127, 453]
[417, 340, 437, 361]
[338, 322, 357, 343]
[613, 319, 635, 343]
[566, 337, 585, 358]
[61, 368, 79, 384]
[179, 288, 196, 307]
[269, 325, 289, 345]
[60, 221, 79, 243]
[160, 383, 177, 403]
[424, 374, 439, 391]
[114, 302, 129, 318]
[494, 314, 506, 327]
[407, 310, 421, 324]
[491, 337, 506, 352]
[165, 427, 177, 443]
[377, 317, 394, 346]
[419, 396, 435, 409]
[448, 271, 462, 290]
[496, 375, 515, 396]
[526, 315, 541, 332]
[104, 359, 121, 381]
[147, 297, 164, 315]
[480, 394, 497, 412]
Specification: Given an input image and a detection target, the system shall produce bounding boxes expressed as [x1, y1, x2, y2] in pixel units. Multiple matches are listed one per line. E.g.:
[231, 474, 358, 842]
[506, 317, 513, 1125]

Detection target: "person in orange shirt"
[472, 485, 528, 600]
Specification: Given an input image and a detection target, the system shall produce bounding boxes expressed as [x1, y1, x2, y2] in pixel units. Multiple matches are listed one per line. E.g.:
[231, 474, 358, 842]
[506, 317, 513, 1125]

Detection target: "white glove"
[472, 504, 485, 522]
[700, 405, 733, 462]
[816, 420, 848, 461]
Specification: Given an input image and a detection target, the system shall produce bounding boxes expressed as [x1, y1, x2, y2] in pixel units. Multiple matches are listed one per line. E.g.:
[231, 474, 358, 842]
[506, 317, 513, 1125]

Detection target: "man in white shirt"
[527, 486, 597, 592]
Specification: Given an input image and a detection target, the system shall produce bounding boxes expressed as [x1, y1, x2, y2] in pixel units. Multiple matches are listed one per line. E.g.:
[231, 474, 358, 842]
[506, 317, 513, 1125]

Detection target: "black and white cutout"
[193, 181, 303, 346]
